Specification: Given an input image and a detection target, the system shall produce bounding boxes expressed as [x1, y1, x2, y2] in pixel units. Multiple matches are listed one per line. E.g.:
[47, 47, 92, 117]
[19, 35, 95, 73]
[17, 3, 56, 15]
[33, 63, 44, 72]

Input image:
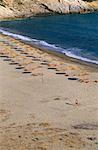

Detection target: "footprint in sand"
[0, 109, 10, 122]
[39, 122, 50, 128]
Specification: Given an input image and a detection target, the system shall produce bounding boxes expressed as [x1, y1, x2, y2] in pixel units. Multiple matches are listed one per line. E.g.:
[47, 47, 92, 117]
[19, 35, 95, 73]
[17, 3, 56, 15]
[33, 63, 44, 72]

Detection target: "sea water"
[0, 11, 98, 64]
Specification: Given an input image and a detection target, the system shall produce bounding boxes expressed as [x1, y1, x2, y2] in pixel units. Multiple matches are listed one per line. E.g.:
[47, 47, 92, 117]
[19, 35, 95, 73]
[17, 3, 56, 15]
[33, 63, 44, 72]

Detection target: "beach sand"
[0, 33, 98, 150]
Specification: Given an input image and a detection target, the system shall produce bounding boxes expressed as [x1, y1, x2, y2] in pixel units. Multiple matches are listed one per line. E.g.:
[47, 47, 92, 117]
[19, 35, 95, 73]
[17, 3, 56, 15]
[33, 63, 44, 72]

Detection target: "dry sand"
[0, 34, 98, 150]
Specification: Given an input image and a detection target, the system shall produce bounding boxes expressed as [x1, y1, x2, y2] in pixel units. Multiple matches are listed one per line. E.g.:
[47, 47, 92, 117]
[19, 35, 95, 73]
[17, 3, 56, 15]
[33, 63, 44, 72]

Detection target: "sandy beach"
[0, 33, 98, 150]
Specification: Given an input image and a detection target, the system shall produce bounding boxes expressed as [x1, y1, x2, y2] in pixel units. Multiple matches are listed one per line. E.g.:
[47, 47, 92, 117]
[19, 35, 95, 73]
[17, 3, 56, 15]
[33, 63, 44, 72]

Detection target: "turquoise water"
[0, 12, 98, 64]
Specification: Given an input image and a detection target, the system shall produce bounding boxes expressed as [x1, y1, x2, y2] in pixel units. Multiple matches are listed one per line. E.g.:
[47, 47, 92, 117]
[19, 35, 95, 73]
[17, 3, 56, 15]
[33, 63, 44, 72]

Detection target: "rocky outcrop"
[87, 0, 98, 9]
[0, 0, 98, 19]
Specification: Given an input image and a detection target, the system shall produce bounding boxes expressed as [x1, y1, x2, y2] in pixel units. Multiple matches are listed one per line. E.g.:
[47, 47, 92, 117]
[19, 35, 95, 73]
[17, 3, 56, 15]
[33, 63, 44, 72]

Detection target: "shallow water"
[0, 12, 98, 64]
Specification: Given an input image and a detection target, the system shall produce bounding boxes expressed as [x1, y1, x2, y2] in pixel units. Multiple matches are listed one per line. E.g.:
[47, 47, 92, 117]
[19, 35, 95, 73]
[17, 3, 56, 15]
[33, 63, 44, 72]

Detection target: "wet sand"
[0, 33, 98, 150]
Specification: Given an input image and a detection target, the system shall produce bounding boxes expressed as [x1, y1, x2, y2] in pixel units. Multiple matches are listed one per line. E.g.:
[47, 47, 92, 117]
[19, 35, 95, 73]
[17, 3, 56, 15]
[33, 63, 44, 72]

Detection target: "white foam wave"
[63, 51, 98, 65]
[0, 28, 58, 49]
[0, 28, 32, 42]
[0, 28, 98, 65]
[37, 40, 57, 49]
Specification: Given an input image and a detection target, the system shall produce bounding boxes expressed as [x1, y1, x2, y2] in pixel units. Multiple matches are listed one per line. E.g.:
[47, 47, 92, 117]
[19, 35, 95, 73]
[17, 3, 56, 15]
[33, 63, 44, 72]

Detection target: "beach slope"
[0, 34, 98, 150]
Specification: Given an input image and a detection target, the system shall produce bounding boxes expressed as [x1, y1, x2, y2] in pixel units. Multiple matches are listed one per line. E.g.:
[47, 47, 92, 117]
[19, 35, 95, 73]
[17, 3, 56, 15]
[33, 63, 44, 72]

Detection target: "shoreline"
[25, 40, 98, 72]
[0, 9, 97, 22]
[0, 10, 98, 69]
[0, 30, 98, 72]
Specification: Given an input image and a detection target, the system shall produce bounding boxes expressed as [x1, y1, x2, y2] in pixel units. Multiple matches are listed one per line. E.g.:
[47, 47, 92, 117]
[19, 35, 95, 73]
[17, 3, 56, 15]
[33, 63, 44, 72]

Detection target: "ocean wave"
[0, 28, 58, 49]
[0, 28, 32, 42]
[63, 51, 98, 65]
[0, 27, 98, 65]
